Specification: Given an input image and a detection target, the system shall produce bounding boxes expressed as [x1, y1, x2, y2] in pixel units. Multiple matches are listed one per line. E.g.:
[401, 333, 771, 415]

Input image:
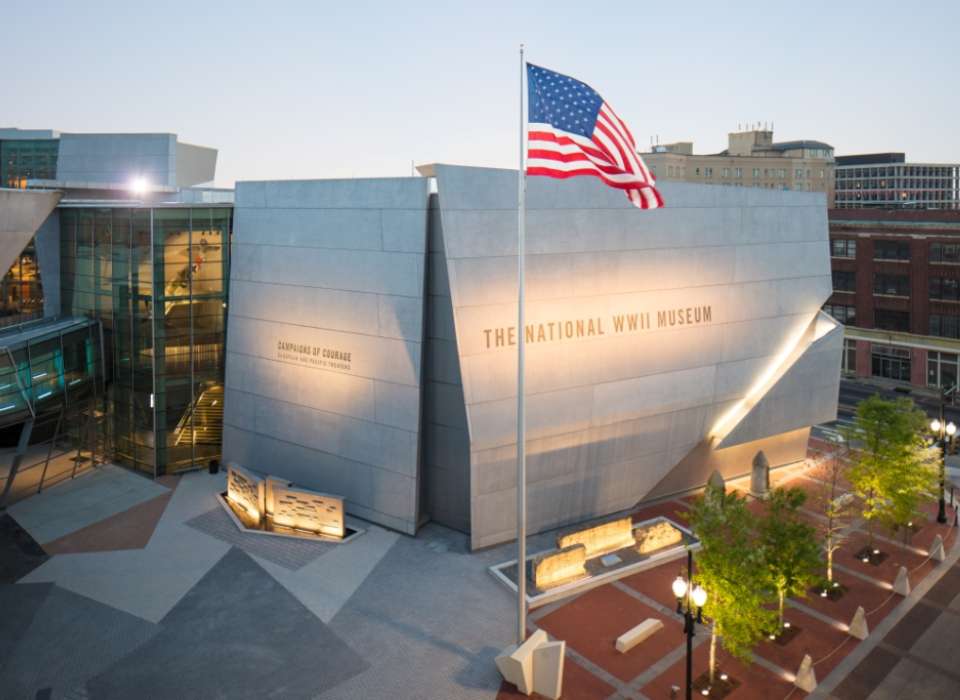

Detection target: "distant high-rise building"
[833, 153, 959, 210]
[643, 127, 834, 197]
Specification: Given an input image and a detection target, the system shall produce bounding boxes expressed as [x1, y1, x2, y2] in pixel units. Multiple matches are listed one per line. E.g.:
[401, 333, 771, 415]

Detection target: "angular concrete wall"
[0, 188, 61, 277]
[429, 165, 840, 549]
[223, 178, 429, 535]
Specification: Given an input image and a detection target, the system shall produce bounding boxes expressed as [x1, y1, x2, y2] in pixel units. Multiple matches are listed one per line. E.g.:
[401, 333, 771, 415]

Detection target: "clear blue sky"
[5, 1, 957, 187]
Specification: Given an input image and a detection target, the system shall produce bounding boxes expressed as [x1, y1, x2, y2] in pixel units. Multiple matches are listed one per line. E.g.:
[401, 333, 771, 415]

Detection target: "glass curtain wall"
[60, 206, 230, 476]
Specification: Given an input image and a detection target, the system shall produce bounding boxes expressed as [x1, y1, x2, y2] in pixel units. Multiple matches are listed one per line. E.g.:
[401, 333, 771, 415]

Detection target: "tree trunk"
[709, 626, 717, 684]
[778, 589, 785, 629]
[827, 544, 834, 582]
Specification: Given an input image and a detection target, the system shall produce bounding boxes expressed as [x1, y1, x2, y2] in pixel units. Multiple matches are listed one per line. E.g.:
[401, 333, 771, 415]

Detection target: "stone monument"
[635, 521, 683, 554]
[532, 544, 587, 590]
[750, 450, 770, 499]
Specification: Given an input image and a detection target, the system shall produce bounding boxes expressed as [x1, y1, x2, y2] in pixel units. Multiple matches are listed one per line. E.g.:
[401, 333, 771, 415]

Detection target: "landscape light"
[820, 590, 828, 597]
[720, 673, 728, 682]
[932, 419, 942, 433]
[948, 422, 957, 437]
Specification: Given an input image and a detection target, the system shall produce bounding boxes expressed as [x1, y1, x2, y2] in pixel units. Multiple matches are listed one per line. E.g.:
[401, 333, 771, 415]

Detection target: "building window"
[930, 276, 960, 301]
[722, 167, 730, 178]
[874, 309, 910, 331]
[930, 314, 960, 339]
[824, 303, 856, 325]
[667, 165, 674, 177]
[796, 168, 803, 179]
[752, 168, 760, 178]
[831, 239, 856, 258]
[735, 167, 742, 178]
[928, 351, 959, 389]
[873, 240, 910, 261]
[695, 167, 701, 176]
[873, 274, 910, 297]
[704, 167, 713, 178]
[872, 345, 911, 381]
[843, 338, 857, 374]
[832, 270, 856, 292]
[930, 242, 960, 263]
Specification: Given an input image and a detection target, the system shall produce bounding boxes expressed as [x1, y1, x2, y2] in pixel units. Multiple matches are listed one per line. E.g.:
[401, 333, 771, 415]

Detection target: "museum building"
[0, 129, 842, 549]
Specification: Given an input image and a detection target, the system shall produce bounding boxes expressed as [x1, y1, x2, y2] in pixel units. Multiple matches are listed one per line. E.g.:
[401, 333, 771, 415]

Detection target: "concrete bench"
[615, 618, 664, 654]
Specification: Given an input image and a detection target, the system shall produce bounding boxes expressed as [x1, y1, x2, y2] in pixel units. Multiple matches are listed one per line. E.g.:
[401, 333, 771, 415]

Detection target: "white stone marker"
[848, 606, 869, 640]
[495, 628, 547, 694]
[532, 640, 565, 700]
[930, 534, 946, 562]
[794, 653, 817, 692]
[893, 566, 911, 596]
[616, 618, 664, 653]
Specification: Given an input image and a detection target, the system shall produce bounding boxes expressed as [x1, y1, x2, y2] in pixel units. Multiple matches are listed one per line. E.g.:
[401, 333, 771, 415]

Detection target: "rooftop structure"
[645, 128, 834, 196]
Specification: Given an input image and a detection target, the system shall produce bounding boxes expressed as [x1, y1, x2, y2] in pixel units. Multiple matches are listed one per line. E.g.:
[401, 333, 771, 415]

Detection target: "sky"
[4, 0, 958, 187]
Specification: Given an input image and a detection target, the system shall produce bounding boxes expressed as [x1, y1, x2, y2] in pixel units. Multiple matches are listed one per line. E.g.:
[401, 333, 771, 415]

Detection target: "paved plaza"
[1, 441, 959, 699]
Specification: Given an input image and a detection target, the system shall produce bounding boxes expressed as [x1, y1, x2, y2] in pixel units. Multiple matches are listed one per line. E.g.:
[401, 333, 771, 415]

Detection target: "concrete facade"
[0, 188, 61, 276]
[220, 166, 840, 547]
[427, 165, 841, 548]
[56, 133, 216, 188]
[223, 178, 430, 535]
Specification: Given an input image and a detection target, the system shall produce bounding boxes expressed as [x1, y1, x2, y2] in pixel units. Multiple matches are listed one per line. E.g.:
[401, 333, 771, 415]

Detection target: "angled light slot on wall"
[709, 313, 823, 443]
[0, 402, 17, 412]
[37, 390, 53, 400]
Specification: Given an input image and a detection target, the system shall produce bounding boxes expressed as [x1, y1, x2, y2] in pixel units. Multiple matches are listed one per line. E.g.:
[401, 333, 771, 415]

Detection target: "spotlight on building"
[130, 177, 148, 196]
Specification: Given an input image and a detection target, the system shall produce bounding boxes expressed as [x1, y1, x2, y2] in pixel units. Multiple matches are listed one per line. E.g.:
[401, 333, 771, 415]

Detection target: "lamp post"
[930, 415, 956, 525]
[673, 550, 708, 700]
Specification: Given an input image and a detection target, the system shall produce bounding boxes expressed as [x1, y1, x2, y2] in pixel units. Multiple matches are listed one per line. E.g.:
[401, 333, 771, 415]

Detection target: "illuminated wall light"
[69, 378, 82, 385]
[37, 391, 52, 399]
[0, 403, 16, 412]
[32, 371, 48, 380]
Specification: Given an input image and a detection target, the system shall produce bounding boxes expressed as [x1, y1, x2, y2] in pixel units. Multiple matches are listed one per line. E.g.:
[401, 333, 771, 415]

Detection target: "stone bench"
[615, 618, 664, 653]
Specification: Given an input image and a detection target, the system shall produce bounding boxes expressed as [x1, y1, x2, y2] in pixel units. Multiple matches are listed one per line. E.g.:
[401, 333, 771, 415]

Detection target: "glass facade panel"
[59, 206, 230, 476]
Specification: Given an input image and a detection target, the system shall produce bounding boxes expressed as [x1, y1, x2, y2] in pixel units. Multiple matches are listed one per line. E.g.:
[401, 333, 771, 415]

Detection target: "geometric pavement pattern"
[185, 506, 336, 571]
[86, 547, 368, 699]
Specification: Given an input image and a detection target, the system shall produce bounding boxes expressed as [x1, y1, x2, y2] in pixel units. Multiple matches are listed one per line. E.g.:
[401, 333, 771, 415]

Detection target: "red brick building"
[826, 209, 960, 389]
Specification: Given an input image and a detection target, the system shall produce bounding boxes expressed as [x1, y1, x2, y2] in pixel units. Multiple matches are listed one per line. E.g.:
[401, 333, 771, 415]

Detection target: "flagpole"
[516, 42, 527, 646]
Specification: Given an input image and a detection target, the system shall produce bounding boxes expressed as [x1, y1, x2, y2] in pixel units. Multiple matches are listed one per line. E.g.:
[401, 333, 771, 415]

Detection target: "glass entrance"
[871, 345, 911, 382]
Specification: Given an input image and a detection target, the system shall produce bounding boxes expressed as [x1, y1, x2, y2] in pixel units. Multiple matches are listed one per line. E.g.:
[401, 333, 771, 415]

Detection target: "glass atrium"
[59, 205, 231, 476]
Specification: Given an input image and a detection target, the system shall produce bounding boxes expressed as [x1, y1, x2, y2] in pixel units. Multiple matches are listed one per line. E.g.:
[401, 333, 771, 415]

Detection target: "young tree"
[847, 395, 937, 549]
[688, 485, 774, 683]
[820, 436, 854, 583]
[758, 487, 822, 629]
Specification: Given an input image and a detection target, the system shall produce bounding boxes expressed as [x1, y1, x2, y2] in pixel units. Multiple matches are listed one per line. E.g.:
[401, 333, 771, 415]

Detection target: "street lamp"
[931, 416, 956, 524]
[673, 550, 707, 700]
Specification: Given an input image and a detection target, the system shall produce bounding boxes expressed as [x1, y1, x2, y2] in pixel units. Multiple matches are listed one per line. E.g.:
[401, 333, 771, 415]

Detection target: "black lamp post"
[930, 412, 956, 525]
[672, 550, 707, 700]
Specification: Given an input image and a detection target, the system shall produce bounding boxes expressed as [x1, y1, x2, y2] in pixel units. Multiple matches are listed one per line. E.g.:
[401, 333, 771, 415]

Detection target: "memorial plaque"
[271, 485, 346, 539]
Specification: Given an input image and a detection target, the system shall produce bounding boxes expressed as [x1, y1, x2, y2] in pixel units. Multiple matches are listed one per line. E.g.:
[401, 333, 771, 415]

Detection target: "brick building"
[826, 209, 960, 389]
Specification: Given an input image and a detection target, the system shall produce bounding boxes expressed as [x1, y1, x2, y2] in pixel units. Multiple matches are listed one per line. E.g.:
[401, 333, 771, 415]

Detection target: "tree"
[758, 487, 822, 630]
[847, 395, 938, 549]
[819, 436, 854, 583]
[688, 485, 774, 683]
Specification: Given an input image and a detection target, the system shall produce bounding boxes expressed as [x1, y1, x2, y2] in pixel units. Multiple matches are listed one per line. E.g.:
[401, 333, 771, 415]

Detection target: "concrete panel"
[224, 177, 428, 535]
[0, 188, 61, 277]
[431, 164, 839, 549]
[33, 210, 60, 318]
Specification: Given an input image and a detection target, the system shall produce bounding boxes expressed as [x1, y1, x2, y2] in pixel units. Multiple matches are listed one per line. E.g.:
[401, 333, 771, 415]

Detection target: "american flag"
[526, 63, 664, 210]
